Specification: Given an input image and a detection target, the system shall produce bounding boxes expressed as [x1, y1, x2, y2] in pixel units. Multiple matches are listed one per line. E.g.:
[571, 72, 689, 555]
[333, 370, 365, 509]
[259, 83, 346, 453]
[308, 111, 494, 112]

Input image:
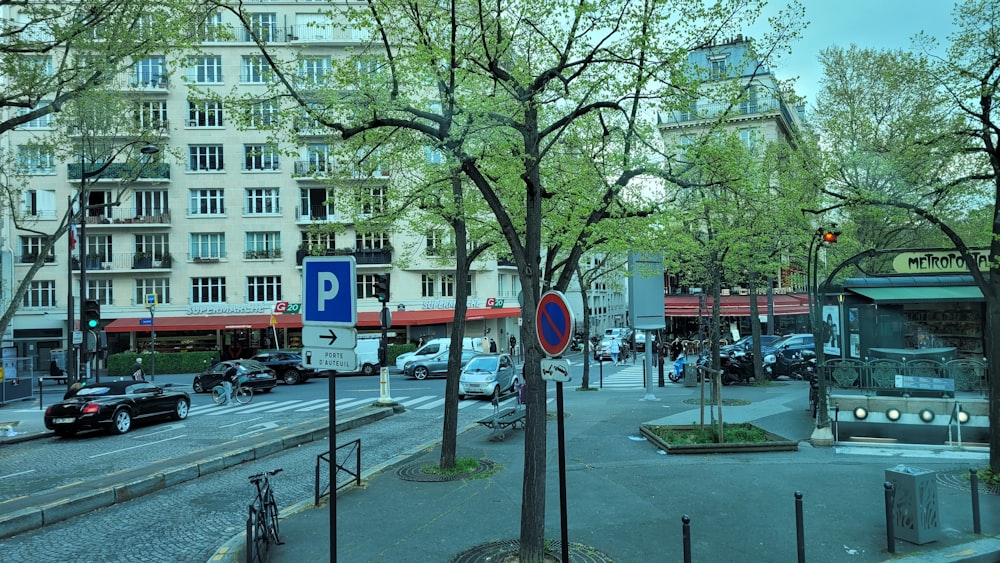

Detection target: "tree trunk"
[439, 174, 470, 471]
[748, 276, 764, 381]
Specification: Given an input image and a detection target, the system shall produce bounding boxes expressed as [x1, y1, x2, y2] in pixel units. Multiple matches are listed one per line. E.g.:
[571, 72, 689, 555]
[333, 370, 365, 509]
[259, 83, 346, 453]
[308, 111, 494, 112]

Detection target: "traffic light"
[83, 299, 101, 329]
[375, 274, 389, 303]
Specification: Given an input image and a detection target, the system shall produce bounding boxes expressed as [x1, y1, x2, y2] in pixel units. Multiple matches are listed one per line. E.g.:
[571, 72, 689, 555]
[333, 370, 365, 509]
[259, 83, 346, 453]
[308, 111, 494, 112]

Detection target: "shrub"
[108, 351, 216, 376]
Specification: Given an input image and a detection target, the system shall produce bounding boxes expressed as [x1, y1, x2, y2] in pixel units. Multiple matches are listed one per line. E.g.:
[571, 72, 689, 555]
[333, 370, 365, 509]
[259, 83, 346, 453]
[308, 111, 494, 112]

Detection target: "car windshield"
[769, 336, 800, 348]
[465, 357, 498, 371]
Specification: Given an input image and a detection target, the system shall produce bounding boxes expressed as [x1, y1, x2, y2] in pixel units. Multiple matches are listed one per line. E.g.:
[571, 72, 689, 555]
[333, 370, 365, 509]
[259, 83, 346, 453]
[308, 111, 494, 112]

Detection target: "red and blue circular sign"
[535, 290, 575, 357]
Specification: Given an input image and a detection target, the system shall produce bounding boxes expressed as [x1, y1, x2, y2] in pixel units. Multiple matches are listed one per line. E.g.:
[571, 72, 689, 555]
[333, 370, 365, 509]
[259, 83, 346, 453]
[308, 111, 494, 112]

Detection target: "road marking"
[0, 469, 36, 480]
[89, 435, 186, 458]
[234, 422, 280, 438]
[399, 396, 436, 407]
[414, 398, 445, 409]
[268, 399, 328, 412]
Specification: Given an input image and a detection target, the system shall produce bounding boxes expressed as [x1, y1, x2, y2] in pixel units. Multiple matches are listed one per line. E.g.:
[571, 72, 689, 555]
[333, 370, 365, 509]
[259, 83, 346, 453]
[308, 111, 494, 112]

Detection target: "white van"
[355, 339, 381, 376]
[395, 337, 481, 371]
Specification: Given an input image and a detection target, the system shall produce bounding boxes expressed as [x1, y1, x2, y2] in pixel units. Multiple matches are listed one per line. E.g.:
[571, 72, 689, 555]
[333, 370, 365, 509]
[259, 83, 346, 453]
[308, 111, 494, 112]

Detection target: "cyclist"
[220, 362, 238, 406]
[130, 358, 145, 381]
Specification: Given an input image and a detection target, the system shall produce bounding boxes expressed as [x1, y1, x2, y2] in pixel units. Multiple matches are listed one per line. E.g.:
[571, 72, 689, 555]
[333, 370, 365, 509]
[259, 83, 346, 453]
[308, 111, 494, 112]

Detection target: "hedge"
[108, 351, 216, 376]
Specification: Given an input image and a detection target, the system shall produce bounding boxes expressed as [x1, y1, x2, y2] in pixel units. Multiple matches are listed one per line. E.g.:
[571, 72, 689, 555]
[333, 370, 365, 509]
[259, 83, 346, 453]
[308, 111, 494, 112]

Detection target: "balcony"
[82, 208, 171, 226]
[295, 205, 337, 223]
[244, 249, 283, 260]
[17, 253, 55, 264]
[296, 247, 391, 265]
[293, 160, 333, 179]
[128, 75, 169, 92]
[70, 252, 173, 272]
[668, 95, 794, 124]
[286, 25, 367, 44]
[68, 162, 170, 182]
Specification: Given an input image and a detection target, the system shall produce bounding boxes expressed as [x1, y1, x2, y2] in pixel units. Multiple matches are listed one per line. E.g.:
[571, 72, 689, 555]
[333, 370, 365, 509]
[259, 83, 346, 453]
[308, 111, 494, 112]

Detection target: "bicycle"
[249, 468, 283, 546]
[212, 374, 253, 405]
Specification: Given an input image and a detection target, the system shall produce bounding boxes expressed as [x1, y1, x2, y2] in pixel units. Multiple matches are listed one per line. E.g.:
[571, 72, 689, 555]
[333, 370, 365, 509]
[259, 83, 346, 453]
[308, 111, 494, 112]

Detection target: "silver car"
[458, 353, 518, 400]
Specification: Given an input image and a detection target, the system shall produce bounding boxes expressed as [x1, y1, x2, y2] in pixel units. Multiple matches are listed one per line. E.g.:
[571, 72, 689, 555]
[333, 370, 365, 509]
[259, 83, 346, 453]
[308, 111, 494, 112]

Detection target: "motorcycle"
[570, 333, 585, 352]
[763, 351, 810, 380]
[669, 355, 687, 382]
[721, 351, 755, 385]
[804, 356, 819, 417]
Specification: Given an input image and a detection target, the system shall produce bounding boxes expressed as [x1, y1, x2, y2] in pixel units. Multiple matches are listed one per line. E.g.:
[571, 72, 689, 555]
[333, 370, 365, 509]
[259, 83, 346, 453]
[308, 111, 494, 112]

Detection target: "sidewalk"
[252, 381, 999, 563]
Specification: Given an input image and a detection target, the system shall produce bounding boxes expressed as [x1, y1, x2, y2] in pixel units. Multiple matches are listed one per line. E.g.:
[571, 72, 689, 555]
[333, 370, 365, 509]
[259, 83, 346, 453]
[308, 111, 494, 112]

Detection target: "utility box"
[885, 465, 940, 545]
[683, 363, 697, 387]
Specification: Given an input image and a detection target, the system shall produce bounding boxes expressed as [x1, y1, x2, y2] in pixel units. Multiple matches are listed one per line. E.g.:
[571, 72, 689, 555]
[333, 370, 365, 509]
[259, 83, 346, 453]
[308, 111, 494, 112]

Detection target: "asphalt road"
[0, 358, 637, 561]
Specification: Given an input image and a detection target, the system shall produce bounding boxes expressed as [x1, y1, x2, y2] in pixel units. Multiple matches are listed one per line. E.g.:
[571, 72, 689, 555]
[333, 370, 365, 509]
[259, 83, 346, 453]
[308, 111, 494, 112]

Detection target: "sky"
[752, 0, 958, 108]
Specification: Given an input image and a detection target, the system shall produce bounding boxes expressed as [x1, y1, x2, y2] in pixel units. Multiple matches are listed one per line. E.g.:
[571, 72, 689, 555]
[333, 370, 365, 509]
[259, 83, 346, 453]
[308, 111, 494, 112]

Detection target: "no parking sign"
[535, 290, 574, 357]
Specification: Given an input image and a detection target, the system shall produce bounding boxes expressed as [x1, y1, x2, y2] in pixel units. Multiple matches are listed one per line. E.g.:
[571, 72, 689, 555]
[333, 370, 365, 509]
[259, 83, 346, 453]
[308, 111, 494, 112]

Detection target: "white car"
[458, 354, 518, 400]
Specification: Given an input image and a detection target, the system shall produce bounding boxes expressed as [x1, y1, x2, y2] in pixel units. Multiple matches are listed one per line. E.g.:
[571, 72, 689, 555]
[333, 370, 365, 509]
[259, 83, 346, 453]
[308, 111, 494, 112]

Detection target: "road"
[0, 359, 642, 561]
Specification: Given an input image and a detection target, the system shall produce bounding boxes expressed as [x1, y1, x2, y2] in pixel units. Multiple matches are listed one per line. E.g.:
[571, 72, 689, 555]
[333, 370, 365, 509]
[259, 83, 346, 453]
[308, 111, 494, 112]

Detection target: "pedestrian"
[489, 338, 498, 353]
[609, 336, 621, 366]
[220, 362, 238, 407]
[509, 335, 517, 356]
[130, 357, 145, 381]
[652, 335, 659, 367]
[49, 360, 63, 380]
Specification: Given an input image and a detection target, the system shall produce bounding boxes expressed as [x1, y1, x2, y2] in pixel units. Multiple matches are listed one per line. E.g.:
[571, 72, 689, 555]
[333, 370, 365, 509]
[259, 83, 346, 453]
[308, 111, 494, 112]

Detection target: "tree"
[0, 1, 214, 340]
[811, 1, 1000, 471]
[218, 1, 803, 558]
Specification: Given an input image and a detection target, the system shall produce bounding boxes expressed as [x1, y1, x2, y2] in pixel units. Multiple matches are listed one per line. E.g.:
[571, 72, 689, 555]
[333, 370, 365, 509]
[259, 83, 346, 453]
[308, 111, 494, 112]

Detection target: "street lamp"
[71, 143, 159, 384]
[806, 226, 839, 443]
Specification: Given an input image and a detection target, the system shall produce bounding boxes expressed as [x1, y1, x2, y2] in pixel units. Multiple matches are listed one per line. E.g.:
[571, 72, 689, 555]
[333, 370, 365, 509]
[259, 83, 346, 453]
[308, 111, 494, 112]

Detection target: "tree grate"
[450, 539, 615, 562]
[395, 458, 498, 482]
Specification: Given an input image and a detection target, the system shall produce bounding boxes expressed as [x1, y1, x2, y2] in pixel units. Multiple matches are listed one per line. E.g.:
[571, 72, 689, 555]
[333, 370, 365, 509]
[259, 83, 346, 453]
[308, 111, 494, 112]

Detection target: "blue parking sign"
[302, 257, 357, 326]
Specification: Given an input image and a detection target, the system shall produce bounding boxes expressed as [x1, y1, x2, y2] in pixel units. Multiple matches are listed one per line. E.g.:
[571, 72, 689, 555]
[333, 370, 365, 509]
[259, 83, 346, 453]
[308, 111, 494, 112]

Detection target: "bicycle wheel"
[235, 386, 253, 404]
[211, 387, 225, 405]
[264, 490, 281, 544]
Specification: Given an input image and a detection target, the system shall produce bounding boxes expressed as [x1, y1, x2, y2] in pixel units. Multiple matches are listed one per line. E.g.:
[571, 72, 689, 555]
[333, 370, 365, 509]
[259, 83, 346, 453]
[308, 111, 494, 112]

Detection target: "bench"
[475, 384, 527, 441]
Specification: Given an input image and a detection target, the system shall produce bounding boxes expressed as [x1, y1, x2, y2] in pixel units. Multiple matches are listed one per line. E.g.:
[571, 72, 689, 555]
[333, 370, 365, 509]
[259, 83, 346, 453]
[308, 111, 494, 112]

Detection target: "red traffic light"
[821, 231, 838, 244]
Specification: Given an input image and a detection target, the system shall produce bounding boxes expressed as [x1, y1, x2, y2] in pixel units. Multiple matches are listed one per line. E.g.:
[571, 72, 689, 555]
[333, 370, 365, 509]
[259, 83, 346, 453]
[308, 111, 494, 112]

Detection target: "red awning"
[664, 294, 809, 317]
[104, 307, 521, 333]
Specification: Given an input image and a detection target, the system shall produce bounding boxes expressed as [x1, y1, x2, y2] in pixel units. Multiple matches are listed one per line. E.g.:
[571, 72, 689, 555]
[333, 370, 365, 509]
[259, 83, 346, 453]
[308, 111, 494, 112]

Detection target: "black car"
[44, 380, 190, 437]
[721, 335, 781, 355]
[250, 350, 316, 385]
[192, 360, 278, 394]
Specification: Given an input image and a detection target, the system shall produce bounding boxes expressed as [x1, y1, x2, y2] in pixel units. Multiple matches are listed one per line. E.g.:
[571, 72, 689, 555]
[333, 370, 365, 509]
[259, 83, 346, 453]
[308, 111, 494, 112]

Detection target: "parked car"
[594, 335, 631, 361]
[760, 333, 815, 360]
[192, 360, 277, 394]
[395, 337, 480, 371]
[604, 327, 632, 341]
[44, 380, 190, 437]
[250, 350, 316, 385]
[634, 330, 646, 352]
[403, 348, 481, 380]
[458, 353, 518, 400]
[721, 335, 781, 355]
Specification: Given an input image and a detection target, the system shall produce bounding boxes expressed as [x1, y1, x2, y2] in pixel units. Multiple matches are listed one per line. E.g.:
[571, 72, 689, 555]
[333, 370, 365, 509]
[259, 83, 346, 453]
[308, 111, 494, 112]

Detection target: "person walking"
[130, 358, 145, 381]
[509, 335, 517, 356]
[220, 362, 238, 407]
[609, 336, 621, 366]
[489, 338, 498, 353]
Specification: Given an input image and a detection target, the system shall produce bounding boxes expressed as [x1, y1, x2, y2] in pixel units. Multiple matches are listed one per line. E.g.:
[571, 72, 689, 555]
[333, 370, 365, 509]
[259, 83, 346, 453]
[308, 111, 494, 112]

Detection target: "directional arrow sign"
[302, 325, 357, 349]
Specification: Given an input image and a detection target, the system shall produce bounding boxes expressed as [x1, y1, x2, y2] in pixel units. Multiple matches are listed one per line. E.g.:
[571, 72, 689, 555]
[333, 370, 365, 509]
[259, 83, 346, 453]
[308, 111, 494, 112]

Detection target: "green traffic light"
[87, 319, 99, 328]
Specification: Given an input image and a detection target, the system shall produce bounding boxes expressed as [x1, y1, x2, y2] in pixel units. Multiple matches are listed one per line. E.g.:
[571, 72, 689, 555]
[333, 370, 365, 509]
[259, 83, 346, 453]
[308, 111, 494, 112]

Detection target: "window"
[301, 232, 335, 253]
[421, 274, 435, 297]
[241, 56, 271, 83]
[466, 274, 473, 296]
[18, 236, 51, 263]
[245, 231, 281, 259]
[135, 101, 167, 129]
[87, 279, 113, 304]
[136, 278, 170, 305]
[305, 144, 332, 172]
[356, 274, 381, 299]
[439, 274, 455, 297]
[85, 234, 112, 262]
[358, 185, 386, 214]
[299, 56, 330, 86]
[424, 146, 443, 164]
[191, 277, 226, 303]
[245, 13, 277, 42]
[245, 188, 279, 215]
[709, 56, 728, 81]
[190, 233, 226, 259]
[21, 189, 56, 219]
[18, 104, 53, 129]
[426, 230, 446, 255]
[356, 232, 389, 250]
[134, 190, 169, 217]
[738, 127, 759, 148]
[25, 55, 53, 77]
[243, 144, 279, 171]
[17, 146, 55, 174]
[189, 188, 225, 215]
[23, 280, 56, 308]
[135, 234, 169, 261]
[188, 145, 224, 171]
[197, 11, 224, 42]
[740, 85, 759, 114]
[188, 101, 223, 127]
[299, 187, 333, 220]
[248, 99, 277, 128]
[187, 56, 222, 83]
[247, 276, 282, 302]
[134, 56, 166, 87]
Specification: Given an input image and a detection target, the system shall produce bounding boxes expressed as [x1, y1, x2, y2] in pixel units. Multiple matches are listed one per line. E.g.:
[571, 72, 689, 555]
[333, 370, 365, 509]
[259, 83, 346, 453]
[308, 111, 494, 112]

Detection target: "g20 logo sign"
[485, 298, 505, 309]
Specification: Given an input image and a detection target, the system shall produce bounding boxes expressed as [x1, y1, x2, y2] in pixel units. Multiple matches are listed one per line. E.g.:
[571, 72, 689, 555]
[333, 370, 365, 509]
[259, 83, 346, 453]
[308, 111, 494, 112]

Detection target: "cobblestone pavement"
[0, 406, 468, 562]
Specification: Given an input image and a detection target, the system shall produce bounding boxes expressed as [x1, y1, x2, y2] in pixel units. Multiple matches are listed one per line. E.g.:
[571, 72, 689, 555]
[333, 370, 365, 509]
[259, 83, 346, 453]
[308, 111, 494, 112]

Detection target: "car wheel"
[110, 408, 132, 435]
[172, 398, 189, 421]
[510, 376, 519, 393]
[283, 369, 301, 385]
[361, 363, 376, 376]
[414, 366, 429, 380]
[192, 379, 205, 394]
[458, 393, 465, 400]
[55, 428, 76, 437]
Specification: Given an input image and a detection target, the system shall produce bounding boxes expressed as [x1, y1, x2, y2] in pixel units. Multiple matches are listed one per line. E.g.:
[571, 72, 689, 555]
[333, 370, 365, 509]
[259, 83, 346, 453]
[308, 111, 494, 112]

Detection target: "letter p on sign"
[317, 272, 339, 311]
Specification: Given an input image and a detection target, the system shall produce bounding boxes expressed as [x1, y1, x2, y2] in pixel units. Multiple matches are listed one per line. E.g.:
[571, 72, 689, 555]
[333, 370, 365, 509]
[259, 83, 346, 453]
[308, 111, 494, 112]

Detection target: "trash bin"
[683, 363, 697, 387]
[884, 464, 940, 544]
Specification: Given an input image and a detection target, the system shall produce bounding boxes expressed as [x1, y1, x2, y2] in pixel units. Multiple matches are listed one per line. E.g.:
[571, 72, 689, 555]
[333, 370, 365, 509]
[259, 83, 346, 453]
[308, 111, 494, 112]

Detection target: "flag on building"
[69, 223, 77, 251]
[269, 314, 277, 326]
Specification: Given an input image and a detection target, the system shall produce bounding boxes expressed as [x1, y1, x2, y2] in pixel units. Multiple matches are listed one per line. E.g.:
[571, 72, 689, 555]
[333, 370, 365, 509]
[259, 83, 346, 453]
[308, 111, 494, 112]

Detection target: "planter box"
[639, 424, 798, 454]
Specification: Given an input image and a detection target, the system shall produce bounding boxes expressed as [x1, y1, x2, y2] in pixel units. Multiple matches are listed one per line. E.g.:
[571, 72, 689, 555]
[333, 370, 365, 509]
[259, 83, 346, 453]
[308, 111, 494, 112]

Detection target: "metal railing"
[315, 438, 361, 505]
[822, 358, 987, 394]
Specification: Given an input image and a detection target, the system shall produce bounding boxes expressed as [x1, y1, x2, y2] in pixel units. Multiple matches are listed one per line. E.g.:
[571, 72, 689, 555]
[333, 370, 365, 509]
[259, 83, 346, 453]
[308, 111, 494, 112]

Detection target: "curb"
[0, 406, 394, 540]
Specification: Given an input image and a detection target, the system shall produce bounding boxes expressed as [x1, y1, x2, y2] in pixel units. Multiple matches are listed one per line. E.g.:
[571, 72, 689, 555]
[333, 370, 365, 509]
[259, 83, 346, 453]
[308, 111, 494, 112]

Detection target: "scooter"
[721, 351, 755, 385]
[570, 333, 585, 352]
[763, 351, 810, 380]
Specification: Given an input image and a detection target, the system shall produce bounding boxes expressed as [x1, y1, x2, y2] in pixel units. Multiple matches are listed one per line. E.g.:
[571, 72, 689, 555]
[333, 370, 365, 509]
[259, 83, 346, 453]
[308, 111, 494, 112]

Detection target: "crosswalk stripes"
[185, 394, 554, 416]
[595, 363, 649, 390]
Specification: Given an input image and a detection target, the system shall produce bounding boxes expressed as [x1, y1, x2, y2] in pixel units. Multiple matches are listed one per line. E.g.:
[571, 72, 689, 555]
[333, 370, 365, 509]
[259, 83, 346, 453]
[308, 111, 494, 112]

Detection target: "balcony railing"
[293, 160, 333, 177]
[669, 95, 794, 124]
[81, 208, 171, 225]
[70, 252, 173, 271]
[297, 247, 391, 265]
[67, 162, 170, 181]
[287, 25, 368, 43]
[244, 249, 283, 260]
[17, 253, 55, 264]
[296, 205, 336, 222]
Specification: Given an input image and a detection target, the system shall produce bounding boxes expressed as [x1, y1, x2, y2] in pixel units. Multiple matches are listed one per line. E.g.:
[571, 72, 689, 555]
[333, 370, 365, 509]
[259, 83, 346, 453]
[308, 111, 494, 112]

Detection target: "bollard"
[681, 514, 692, 563]
[884, 481, 895, 554]
[970, 468, 981, 534]
[795, 491, 805, 563]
